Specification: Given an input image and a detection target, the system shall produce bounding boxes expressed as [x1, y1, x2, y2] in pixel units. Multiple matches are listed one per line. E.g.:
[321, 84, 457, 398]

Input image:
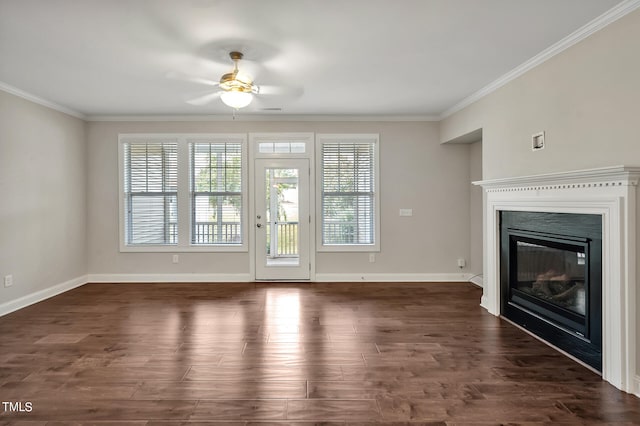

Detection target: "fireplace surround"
[475, 166, 640, 394]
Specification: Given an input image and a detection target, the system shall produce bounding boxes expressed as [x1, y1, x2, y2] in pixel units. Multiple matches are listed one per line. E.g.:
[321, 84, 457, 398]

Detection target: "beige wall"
[468, 141, 482, 279]
[0, 91, 87, 307]
[440, 9, 640, 371]
[440, 9, 640, 179]
[87, 120, 472, 277]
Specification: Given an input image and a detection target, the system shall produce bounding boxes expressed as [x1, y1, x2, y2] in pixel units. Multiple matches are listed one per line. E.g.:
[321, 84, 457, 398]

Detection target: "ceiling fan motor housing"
[219, 51, 255, 93]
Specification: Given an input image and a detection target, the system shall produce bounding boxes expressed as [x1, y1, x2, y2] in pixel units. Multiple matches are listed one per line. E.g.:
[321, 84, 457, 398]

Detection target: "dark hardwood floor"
[1, 282, 639, 424]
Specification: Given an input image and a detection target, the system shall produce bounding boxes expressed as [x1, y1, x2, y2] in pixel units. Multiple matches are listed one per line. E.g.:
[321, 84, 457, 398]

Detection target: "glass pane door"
[255, 159, 309, 280]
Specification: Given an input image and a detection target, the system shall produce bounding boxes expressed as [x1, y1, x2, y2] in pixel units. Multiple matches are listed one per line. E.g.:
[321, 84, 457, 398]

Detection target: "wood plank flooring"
[1, 282, 639, 424]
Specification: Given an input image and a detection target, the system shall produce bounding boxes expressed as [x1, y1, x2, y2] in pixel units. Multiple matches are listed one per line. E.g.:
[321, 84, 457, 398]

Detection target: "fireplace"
[476, 166, 639, 393]
[501, 211, 602, 370]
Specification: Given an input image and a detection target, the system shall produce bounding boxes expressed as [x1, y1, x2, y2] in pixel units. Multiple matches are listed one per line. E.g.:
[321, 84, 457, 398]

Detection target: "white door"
[254, 159, 310, 280]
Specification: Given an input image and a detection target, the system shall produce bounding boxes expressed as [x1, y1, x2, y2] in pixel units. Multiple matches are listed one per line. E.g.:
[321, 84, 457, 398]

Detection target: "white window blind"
[190, 141, 243, 245]
[321, 138, 376, 246]
[123, 142, 178, 245]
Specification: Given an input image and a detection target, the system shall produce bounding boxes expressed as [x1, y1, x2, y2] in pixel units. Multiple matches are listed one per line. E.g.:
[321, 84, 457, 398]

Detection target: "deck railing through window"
[322, 222, 357, 244]
[193, 222, 241, 244]
[266, 221, 299, 256]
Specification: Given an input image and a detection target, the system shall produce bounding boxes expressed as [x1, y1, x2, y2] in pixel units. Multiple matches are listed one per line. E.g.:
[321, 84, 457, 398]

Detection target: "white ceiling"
[0, 0, 626, 118]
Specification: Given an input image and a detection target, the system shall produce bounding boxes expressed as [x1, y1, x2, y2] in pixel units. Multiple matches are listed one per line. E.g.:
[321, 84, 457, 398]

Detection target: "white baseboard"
[469, 274, 484, 287]
[314, 273, 473, 282]
[480, 295, 491, 311]
[0, 275, 88, 317]
[634, 375, 640, 397]
[87, 273, 252, 283]
[88, 272, 478, 284]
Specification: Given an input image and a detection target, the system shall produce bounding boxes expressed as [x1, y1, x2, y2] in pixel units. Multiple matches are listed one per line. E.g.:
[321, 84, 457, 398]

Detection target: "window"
[190, 141, 243, 245]
[317, 134, 379, 251]
[119, 134, 247, 252]
[123, 141, 177, 245]
[258, 141, 306, 154]
[250, 133, 313, 158]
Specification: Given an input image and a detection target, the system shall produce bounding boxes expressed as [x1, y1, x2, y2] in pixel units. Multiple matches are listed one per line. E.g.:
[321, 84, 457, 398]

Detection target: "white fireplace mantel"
[474, 165, 640, 394]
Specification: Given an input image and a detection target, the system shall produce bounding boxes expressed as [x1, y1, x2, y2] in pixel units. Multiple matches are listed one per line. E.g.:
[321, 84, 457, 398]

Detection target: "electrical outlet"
[399, 209, 413, 217]
[369, 253, 376, 263]
[4, 274, 13, 287]
[457, 258, 466, 268]
[532, 131, 545, 151]
[172, 255, 179, 264]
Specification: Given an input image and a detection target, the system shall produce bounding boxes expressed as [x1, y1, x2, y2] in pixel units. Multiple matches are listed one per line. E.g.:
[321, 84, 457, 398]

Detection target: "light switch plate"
[399, 209, 413, 217]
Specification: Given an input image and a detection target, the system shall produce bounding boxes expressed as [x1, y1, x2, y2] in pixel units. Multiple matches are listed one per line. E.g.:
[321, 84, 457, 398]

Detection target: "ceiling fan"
[178, 51, 301, 110]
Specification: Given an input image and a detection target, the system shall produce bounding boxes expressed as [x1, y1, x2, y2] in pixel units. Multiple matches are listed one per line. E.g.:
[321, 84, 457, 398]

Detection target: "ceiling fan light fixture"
[220, 90, 253, 109]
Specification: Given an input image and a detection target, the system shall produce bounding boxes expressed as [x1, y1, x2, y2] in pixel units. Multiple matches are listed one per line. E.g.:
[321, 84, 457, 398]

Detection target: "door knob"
[256, 223, 262, 228]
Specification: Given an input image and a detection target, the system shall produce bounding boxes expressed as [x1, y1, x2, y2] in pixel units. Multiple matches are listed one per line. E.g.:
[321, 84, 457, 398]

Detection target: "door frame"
[248, 133, 316, 281]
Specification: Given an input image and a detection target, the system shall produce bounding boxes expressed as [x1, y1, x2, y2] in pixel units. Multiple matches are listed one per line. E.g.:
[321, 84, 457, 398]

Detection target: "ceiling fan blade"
[255, 85, 303, 98]
[166, 71, 220, 87]
[186, 91, 221, 106]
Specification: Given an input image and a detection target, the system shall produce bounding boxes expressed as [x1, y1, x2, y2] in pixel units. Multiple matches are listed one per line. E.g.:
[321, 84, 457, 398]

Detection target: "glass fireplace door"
[508, 232, 589, 337]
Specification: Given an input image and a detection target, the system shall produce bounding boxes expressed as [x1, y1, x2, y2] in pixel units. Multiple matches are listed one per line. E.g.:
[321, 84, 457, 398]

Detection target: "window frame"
[315, 134, 380, 252]
[118, 134, 248, 253]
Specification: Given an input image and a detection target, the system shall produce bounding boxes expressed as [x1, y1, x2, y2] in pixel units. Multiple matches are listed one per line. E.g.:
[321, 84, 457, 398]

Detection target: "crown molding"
[439, 0, 640, 120]
[0, 81, 85, 119]
[86, 113, 440, 122]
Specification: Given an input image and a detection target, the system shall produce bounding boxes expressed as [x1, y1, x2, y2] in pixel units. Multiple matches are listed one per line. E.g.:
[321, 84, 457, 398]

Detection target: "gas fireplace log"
[550, 282, 581, 302]
[532, 280, 552, 296]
